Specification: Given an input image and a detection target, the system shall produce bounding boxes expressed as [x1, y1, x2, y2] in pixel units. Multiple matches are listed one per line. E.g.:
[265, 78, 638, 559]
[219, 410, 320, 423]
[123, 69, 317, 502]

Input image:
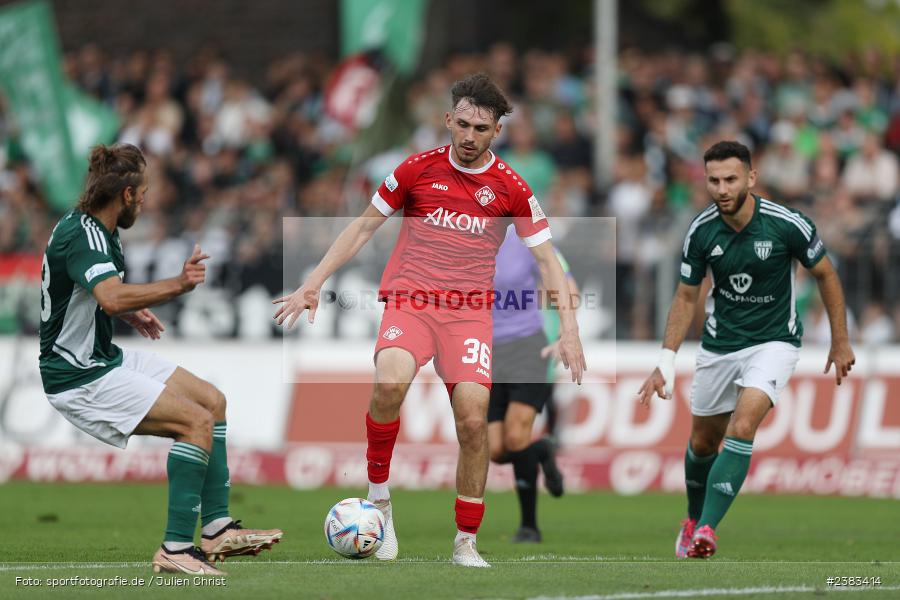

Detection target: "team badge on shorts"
[754, 240, 773, 261]
[474, 186, 495, 206]
[383, 326, 404, 340]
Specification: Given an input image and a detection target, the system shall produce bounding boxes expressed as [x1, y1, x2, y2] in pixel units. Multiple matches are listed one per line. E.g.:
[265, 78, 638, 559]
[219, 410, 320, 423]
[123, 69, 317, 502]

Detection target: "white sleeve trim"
[371, 192, 396, 217]
[520, 227, 552, 247]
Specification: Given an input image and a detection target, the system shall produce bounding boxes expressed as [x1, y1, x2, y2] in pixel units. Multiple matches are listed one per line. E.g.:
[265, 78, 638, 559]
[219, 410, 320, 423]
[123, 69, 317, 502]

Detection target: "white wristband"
[657, 348, 676, 399]
[658, 348, 676, 370]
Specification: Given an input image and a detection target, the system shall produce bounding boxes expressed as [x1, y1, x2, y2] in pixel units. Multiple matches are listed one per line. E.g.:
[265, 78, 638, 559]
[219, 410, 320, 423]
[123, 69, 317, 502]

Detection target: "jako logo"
[431, 182, 449, 191]
[423, 207, 487, 234]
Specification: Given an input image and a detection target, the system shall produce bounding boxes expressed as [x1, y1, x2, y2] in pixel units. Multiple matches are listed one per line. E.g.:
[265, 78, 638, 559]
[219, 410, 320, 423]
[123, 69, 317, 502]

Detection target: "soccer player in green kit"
[39, 144, 281, 575]
[637, 141, 855, 558]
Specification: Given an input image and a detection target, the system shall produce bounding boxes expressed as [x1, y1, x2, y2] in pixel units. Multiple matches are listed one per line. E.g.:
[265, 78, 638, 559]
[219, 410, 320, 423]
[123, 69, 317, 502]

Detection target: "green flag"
[0, 1, 118, 211]
[341, 0, 429, 75]
[63, 82, 121, 175]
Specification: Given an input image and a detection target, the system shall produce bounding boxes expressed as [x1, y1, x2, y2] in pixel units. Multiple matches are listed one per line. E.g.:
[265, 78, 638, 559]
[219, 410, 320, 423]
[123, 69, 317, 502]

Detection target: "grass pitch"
[0, 482, 896, 599]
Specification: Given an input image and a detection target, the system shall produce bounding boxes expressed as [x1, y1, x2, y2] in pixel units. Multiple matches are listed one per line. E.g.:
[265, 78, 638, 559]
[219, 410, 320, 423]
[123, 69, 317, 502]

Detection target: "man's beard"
[717, 188, 748, 216]
[455, 140, 489, 164]
[117, 203, 138, 229]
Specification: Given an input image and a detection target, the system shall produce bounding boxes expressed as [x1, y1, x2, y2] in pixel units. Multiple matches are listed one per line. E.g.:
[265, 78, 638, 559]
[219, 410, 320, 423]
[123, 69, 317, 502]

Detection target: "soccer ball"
[324, 498, 385, 559]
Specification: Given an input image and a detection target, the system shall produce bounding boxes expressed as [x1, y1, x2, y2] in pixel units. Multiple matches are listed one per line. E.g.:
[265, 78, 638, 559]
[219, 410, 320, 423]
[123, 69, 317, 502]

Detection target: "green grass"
[0, 483, 897, 599]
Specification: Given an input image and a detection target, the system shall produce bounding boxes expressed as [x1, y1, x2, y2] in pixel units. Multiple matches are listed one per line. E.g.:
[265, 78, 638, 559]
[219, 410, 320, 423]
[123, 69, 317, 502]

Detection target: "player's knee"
[456, 416, 486, 447]
[729, 419, 757, 442]
[690, 433, 720, 456]
[502, 427, 530, 453]
[190, 405, 215, 441]
[210, 386, 226, 418]
[374, 381, 407, 406]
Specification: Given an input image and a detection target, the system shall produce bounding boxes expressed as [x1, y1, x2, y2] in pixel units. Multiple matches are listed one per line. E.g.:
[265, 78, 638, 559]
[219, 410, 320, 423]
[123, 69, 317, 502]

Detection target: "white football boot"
[372, 499, 398, 560]
[452, 534, 490, 568]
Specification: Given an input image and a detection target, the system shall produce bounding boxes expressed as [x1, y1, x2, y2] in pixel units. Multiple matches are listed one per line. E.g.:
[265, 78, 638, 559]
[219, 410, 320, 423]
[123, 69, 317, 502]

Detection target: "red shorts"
[374, 302, 492, 397]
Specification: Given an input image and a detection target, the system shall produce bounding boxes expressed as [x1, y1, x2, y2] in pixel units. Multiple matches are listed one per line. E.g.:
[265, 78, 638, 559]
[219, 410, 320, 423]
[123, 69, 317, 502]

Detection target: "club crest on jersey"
[729, 273, 753, 294]
[754, 240, 773, 261]
[383, 326, 403, 340]
[474, 185, 496, 206]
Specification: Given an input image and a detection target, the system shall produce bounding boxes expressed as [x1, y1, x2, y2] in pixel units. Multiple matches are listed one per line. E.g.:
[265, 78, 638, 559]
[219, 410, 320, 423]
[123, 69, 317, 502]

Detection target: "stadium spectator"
[3, 44, 900, 341]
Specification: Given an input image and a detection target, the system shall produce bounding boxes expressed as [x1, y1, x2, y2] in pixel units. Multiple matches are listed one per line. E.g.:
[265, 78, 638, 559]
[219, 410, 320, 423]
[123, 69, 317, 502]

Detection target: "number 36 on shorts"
[461, 338, 491, 369]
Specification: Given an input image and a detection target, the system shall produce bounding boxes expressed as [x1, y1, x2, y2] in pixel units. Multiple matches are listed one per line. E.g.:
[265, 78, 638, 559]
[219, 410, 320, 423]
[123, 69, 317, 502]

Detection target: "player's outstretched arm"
[273, 204, 388, 329]
[808, 256, 855, 385]
[637, 282, 700, 405]
[529, 241, 585, 384]
[540, 277, 580, 364]
[92, 244, 209, 316]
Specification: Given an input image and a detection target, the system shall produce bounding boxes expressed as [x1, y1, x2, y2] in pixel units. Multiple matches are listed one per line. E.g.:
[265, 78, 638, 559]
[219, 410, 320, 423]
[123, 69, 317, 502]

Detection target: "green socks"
[201, 422, 231, 527]
[697, 437, 753, 530]
[165, 442, 209, 543]
[684, 443, 717, 521]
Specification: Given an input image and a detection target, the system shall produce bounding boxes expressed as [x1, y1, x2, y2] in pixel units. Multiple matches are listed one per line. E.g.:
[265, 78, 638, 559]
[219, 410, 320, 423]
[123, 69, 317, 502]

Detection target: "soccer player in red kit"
[274, 74, 584, 567]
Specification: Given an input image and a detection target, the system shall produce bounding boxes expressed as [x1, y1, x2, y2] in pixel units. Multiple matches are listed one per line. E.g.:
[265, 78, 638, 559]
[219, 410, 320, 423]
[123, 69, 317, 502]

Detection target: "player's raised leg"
[451, 382, 491, 568]
[367, 348, 416, 561]
[689, 389, 771, 558]
[163, 366, 283, 562]
[677, 414, 728, 558]
[134, 387, 224, 575]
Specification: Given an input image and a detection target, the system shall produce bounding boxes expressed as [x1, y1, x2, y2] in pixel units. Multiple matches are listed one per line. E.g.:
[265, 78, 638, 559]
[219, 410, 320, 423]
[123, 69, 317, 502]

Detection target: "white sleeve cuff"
[371, 192, 396, 217]
[520, 227, 552, 247]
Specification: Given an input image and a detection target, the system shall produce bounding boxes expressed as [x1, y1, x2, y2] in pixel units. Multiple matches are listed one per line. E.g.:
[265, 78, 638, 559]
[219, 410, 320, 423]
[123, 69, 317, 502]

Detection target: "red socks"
[455, 498, 485, 534]
[367, 413, 485, 535]
[365, 413, 400, 484]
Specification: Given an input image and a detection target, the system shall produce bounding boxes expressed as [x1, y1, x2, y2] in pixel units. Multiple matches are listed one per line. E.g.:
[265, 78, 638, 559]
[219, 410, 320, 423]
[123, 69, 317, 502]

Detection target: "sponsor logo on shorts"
[474, 185, 495, 206]
[729, 273, 753, 293]
[754, 240, 773, 260]
[476, 367, 490, 377]
[383, 326, 403, 340]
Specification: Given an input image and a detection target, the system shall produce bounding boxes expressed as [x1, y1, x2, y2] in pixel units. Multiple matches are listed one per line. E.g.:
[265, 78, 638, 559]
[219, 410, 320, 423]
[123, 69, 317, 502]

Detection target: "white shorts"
[690, 341, 799, 417]
[46, 348, 178, 449]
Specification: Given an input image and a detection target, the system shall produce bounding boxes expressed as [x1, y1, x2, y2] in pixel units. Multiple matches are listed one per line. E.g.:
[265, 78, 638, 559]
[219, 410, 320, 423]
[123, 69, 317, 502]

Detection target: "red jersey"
[372, 145, 551, 306]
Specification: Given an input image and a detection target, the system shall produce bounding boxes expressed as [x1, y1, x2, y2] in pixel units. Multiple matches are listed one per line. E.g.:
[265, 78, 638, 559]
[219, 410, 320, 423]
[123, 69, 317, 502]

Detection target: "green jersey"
[680, 196, 826, 354]
[39, 210, 125, 393]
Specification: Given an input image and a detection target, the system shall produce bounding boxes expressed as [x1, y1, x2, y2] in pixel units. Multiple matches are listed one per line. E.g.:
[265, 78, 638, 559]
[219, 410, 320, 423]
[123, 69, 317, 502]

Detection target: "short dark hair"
[703, 140, 752, 168]
[450, 74, 513, 122]
[77, 144, 147, 213]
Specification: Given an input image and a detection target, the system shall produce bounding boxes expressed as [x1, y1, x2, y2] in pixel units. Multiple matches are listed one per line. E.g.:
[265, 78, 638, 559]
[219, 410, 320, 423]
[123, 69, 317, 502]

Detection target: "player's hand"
[272, 284, 321, 328]
[637, 368, 669, 406]
[824, 339, 855, 385]
[121, 309, 165, 340]
[179, 244, 209, 293]
[541, 340, 562, 364]
[558, 329, 586, 384]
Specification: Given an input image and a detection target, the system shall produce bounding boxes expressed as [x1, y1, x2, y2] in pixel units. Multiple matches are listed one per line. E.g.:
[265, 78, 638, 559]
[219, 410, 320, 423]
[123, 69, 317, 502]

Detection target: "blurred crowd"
[1, 42, 899, 342]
